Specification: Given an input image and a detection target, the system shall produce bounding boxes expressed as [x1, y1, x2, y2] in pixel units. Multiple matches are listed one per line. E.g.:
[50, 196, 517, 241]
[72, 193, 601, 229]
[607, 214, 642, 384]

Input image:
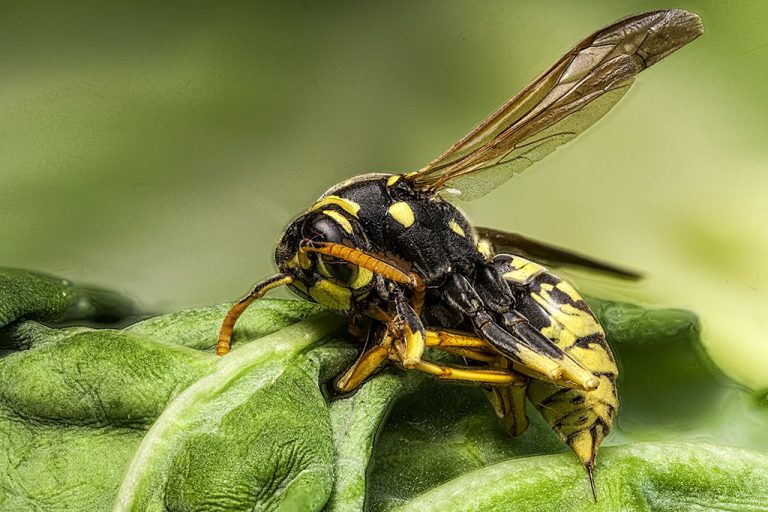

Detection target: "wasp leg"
[474, 263, 601, 391]
[423, 328, 530, 434]
[483, 359, 530, 437]
[424, 328, 498, 362]
[406, 359, 525, 386]
[347, 318, 367, 342]
[216, 274, 294, 356]
[334, 331, 393, 394]
[485, 384, 530, 436]
[391, 292, 426, 368]
[442, 273, 599, 391]
[493, 358, 529, 437]
[433, 346, 498, 363]
[425, 328, 585, 382]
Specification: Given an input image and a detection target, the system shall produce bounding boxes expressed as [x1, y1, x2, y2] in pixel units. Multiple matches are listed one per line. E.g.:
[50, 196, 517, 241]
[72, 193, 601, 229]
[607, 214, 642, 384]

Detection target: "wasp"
[215, 9, 702, 499]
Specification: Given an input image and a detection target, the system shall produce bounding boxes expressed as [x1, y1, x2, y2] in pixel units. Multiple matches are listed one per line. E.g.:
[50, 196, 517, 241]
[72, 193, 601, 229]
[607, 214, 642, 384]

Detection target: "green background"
[1, 1, 766, 390]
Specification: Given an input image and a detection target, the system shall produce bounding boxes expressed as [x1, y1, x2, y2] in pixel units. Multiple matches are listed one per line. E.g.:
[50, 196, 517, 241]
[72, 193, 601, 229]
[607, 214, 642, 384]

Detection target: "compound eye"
[306, 216, 345, 244]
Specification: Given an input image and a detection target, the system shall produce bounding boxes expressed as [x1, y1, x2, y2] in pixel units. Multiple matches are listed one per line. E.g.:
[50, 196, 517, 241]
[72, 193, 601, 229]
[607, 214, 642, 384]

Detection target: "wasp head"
[275, 207, 374, 312]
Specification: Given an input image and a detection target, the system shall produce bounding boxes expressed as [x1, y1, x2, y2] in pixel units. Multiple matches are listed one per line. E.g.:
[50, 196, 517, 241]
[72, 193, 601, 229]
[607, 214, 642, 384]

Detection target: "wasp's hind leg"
[335, 323, 523, 392]
[407, 358, 525, 386]
[442, 272, 597, 390]
[482, 357, 530, 437]
[421, 327, 531, 429]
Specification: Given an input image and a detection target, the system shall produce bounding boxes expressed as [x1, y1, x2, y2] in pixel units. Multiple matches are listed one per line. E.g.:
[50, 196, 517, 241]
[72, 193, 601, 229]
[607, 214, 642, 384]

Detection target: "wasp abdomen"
[492, 254, 618, 471]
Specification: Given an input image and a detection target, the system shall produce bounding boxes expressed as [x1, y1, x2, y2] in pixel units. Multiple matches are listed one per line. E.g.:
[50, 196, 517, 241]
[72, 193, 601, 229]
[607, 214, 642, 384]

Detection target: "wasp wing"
[476, 226, 641, 280]
[405, 9, 702, 199]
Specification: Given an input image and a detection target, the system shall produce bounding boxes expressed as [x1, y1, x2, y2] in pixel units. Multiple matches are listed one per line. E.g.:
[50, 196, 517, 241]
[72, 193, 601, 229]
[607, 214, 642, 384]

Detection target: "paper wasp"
[216, 9, 702, 499]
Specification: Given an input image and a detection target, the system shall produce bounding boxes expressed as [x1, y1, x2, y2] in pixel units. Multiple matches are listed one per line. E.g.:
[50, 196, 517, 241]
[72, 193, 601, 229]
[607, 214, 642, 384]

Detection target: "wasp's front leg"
[335, 326, 394, 394]
[390, 289, 427, 369]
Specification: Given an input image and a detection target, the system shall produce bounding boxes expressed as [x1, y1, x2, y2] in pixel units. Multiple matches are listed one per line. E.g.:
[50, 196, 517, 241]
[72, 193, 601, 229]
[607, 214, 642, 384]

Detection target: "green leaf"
[395, 443, 768, 512]
[113, 313, 345, 511]
[0, 268, 351, 511]
[1, 269, 767, 511]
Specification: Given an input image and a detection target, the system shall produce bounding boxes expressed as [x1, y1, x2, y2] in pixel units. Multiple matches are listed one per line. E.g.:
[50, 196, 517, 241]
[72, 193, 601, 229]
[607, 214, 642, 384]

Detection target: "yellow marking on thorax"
[322, 209, 353, 234]
[308, 279, 352, 312]
[448, 218, 465, 237]
[388, 201, 415, 228]
[502, 256, 547, 285]
[386, 175, 401, 186]
[310, 195, 361, 218]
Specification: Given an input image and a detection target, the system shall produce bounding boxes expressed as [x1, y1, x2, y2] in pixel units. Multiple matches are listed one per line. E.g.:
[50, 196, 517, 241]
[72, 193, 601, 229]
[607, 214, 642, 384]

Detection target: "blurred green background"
[1, 1, 766, 391]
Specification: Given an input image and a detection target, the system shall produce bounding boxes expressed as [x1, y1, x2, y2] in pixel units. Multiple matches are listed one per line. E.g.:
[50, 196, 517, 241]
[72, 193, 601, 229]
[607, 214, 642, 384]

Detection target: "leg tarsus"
[334, 332, 393, 393]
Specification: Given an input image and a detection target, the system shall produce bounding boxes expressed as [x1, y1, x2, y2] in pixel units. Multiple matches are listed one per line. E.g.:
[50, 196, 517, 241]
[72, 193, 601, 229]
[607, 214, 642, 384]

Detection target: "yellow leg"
[410, 359, 525, 386]
[435, 346, 498, 363]
[482, 359, 530, 436]
[216, 274, 294, 356]
[425, 329, 495, 350]
[390, 303, 426, 369]
[425, 328, 598, 391]
[334, 334, 394, 393]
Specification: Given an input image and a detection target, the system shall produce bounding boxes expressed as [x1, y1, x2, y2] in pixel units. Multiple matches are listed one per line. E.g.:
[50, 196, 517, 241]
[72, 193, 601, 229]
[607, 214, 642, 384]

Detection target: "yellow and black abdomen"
[494, 254, 618, 470]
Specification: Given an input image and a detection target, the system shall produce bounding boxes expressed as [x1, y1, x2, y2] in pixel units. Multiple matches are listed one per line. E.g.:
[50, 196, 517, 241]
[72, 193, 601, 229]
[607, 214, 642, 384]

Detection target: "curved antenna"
[216, 274, 294, 355]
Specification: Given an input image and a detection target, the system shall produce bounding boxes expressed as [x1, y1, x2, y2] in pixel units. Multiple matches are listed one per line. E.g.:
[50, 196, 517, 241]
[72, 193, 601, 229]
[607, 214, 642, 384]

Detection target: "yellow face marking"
[322, 209, 353, 234]
[387, 201, 415, 228]
[448, 218, 466, 237]
[308, 279, 352, 312]
[310, 195, 361, 218]
[315, 256, 333, 279]
[476, 240, 493, 260]
[386, 175, 401, 186]
[502, 256, 547, 284]
[349, 267, 373, 290]
[291, 249, 312, 270]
